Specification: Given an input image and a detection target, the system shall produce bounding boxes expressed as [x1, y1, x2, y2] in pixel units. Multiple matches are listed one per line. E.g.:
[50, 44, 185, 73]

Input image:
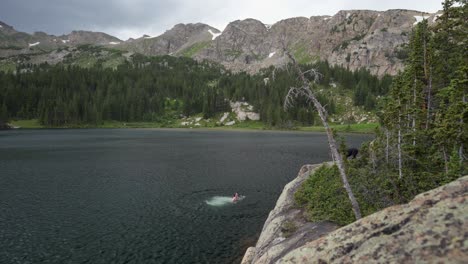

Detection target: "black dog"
[346, 148, 359, 159]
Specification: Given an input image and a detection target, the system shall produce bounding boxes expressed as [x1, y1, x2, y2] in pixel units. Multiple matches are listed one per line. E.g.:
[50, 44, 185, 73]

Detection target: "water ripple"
[0, 129, 371, 263]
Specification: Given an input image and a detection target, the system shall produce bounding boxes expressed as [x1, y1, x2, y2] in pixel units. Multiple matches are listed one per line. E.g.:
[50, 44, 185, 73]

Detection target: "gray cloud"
[0, 0, 443, 40]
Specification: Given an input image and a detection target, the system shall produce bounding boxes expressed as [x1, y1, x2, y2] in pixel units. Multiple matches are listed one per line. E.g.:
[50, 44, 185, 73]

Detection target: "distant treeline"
[0, 55, 391, 126]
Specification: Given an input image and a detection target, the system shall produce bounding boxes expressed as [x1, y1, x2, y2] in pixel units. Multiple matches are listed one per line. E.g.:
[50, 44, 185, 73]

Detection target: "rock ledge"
[242, 163, 339, 264]
[242, 165, 468, 264]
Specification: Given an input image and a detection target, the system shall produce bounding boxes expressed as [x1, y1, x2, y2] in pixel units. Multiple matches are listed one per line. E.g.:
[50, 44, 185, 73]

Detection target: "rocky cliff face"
[195, 10, 441, 76]
[194, 19, 271, 67]
[242, 167, 468, 264]
[241, 163, 339, 264]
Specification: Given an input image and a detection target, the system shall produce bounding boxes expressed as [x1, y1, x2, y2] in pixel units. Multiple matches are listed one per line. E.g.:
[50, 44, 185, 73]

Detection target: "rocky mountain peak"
[116, 22, 219, 57]
[0, 21, 12, 29]
[222, 19, 268, 41]
[164, 22, 217, 39]
[191, 18, 271, 70]
[65, 30, 122, 45]
[0, 21, 19, 35]
[32, 31, 50, 37]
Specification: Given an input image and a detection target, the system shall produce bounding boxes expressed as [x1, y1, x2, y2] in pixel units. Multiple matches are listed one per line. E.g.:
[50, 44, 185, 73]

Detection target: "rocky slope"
[242, 166, 468, 264]
[65, 30, 121, 46]
[116, 23, 220, 57]
[0, 21, 121, 58]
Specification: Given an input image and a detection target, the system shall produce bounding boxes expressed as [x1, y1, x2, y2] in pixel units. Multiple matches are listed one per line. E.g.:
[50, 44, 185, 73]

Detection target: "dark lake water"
[0, 129, 371, 263]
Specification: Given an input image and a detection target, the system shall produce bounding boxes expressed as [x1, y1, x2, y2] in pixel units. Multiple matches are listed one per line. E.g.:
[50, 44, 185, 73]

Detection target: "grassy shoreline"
[8, 119, 378, 134]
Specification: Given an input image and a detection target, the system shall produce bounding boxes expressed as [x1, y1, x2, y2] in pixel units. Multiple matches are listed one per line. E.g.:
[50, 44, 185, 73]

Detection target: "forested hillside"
[0, 53, 391, 128]
[297, 0, 467, 225]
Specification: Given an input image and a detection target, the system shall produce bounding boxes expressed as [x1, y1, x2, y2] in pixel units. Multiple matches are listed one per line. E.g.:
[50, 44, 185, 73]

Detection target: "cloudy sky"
[1, 0, 443, 40]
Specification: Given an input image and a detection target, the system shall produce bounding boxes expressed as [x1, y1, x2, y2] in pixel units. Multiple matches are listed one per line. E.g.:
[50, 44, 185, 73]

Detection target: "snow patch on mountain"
[62, 39, 70, 43]
[109, 42, 120, 45]
[28, 42, 40, 47]
[208, 29, 221, 40]
[268, 52, 276, 58]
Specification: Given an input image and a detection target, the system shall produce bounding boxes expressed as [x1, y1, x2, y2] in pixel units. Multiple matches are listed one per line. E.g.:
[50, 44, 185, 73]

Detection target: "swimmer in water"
[232, 192, 239, 202]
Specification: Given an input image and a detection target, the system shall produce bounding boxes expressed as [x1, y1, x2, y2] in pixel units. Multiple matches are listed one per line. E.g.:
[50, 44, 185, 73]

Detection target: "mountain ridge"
[0, 9, 442, 75]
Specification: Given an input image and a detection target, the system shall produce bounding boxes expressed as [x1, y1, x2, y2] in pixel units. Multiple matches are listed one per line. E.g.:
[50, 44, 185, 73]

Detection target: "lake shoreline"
[7, 119, 378, 134]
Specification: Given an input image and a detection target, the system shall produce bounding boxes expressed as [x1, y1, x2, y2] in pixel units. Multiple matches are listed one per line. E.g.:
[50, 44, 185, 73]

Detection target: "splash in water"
[205, 196, 245, 206]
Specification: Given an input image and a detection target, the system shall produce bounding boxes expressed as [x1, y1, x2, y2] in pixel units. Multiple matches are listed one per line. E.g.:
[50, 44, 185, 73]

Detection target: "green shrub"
[292, 42, 314, 65]
[281, 221, 298, 238]
[351, 34, 365, 42]
[295, 138, 462, 226]
[295, 162, 389, 226]
[180, 42, 210, 57]
[333, 41, 350, 52]
[295, 165, 355, 225]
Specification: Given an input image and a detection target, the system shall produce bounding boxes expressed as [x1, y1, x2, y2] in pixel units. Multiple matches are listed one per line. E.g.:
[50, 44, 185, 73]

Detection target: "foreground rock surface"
[242, 163, 339, 264]
[278, 175, 468, 263]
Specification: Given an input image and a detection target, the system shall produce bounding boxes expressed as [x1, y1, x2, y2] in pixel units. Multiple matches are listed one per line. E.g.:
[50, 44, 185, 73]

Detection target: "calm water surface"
[0, 129, 371, 263]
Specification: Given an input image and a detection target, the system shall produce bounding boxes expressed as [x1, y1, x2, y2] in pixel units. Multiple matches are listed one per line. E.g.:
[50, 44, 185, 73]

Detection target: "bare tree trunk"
[398, 102, 403, 179]
[386, 128, 390, 164]
[370, 141, 377, 171]
[460, 144, 464, 165]
[283, 49, 362, 220]
[412, 78, 417, 146]
[460, 95, 466, 164]
[423, 32, 427, 77]
[426, 72, 432, 130]
[443, 146, 449, 174]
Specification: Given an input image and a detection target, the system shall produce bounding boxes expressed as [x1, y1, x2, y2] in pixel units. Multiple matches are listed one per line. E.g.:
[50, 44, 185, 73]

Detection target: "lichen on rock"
[243, 166, 467, 264]
[278, 175, 468, 263]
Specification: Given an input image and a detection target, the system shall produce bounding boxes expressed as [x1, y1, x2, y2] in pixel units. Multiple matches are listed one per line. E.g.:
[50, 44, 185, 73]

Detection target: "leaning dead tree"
[283, 49, 362, 220]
